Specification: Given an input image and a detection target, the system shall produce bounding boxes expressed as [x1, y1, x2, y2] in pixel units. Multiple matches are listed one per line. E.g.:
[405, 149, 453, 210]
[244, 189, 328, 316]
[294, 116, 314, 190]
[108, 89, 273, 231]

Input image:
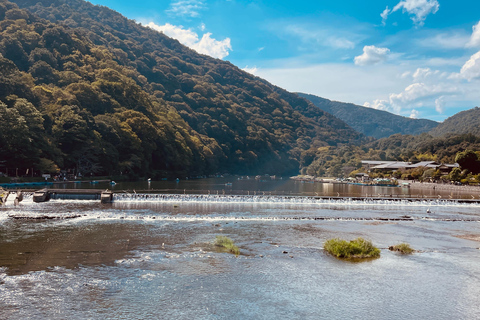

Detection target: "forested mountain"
[429, 107, 480, 137]
[0, 0, 363, 178]
[298, 93, 439, 139]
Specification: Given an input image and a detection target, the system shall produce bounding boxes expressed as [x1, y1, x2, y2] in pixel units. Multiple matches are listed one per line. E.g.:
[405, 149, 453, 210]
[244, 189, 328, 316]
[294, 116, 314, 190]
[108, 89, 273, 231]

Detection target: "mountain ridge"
[297, 93, 439, 139]
[429, 107, 480, 137]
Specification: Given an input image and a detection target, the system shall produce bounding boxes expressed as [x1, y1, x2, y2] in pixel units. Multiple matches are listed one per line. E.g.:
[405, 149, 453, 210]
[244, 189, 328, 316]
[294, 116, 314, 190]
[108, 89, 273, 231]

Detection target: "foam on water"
[112, 193, 480, 207]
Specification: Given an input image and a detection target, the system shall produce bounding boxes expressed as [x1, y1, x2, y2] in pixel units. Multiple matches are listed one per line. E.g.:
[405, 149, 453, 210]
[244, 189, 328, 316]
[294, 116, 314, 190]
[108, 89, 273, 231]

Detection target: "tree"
[455, 150, 480, 174]
[449, 167, 462, 182]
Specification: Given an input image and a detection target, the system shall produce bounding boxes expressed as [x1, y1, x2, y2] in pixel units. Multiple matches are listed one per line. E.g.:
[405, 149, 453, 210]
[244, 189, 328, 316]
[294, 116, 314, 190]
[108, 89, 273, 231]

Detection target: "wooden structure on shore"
[33, 189, 113, 203]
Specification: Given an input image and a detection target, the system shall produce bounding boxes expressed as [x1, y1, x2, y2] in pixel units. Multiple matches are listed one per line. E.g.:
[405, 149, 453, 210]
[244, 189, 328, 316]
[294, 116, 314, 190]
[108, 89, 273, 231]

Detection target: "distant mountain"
[297, 93, 439, 139]
[429, 107, 480, 137]
[0, 0, 363, 178]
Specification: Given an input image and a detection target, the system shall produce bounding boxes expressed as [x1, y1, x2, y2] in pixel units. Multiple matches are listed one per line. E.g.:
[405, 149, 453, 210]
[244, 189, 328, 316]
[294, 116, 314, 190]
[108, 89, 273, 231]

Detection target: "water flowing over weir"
[112, 192, 480, 207]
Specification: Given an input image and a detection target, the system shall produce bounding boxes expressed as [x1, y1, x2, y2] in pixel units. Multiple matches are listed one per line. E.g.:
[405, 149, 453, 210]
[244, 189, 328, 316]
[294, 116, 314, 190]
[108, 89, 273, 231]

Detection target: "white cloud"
[146, 22, 232, 59]
[354, 45, 390, 66]
[381, 6, 390, 26]
[435, 96, 445, 113]
[412, 67, 442, 82]
[167, 0, 205, 18]
[410, 109, 419, 118]
[458, 50, 480, 81]
[363, 99, 389, 111]
[385, 0, 439, 26]
[194, 33, 232, 59]
[243, 66, 258, 75]
[389, 82, 457, 107]
[466, 21, 480, 48]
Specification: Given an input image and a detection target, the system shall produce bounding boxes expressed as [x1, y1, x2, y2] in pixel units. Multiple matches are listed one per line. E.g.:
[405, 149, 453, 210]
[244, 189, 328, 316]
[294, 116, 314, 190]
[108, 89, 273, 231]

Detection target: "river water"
[1, 178, 480, 319]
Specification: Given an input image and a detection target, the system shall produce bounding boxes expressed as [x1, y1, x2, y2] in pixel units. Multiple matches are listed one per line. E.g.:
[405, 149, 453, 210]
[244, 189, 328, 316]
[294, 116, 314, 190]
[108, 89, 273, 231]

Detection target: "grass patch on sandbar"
[214, 235, 240, 256]
[389, 243, 415, 254]
[324, 237, 380, 259]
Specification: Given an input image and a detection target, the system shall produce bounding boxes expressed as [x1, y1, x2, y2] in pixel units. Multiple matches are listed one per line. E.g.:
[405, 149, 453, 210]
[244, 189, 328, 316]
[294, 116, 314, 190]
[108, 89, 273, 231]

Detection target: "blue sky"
[88, 0, 480, 122]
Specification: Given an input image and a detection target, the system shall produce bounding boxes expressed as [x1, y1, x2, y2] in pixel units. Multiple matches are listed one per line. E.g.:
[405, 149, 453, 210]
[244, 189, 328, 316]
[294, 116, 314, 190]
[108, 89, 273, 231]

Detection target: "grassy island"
[214, 236, 240, 256]
[324, 237, 380, 259]
[389, 243, 415, 254]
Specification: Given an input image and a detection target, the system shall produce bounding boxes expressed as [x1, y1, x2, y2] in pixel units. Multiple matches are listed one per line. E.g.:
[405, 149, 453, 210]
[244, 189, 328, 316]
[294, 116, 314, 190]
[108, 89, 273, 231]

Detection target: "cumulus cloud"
[382, 0, 439, 26]
[412, 67, 442, 82]
[435, 96, 445, 113]
[457, 50, 480, 81]
[147, 22, 232, 59]
[354, 45, 390, 66]
[363, 80, 459, 116]
[466, 21, 480, 48]
[389, 82, 456, 107]
[243, 66, 258, 75]
[363, 99, 389, 111]
[167, 0, 205, 18]
[409, 109, 419, 118]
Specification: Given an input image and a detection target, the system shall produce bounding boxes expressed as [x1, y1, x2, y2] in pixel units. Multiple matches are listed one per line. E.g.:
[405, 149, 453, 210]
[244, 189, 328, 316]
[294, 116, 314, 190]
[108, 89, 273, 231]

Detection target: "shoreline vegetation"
[388, 243, 415, 254]
[214, 236, 240, 256]
[324, 238, 381, 260]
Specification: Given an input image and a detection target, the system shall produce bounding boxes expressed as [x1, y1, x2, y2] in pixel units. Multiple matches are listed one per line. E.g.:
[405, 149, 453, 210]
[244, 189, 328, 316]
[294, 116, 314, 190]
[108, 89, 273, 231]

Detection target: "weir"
[27, 189, 480, 206]
[32, 189, 113, 203]
[112, 193, 480, 206]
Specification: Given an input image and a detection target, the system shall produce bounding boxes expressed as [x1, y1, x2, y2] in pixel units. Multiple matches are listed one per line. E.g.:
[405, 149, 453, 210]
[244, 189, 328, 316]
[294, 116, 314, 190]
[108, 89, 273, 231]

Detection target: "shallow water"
[1, 193, 480, 319]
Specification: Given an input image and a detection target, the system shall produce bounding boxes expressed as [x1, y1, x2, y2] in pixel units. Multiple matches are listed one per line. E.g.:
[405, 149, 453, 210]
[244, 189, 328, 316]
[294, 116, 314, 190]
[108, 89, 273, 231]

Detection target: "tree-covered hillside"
[298, 93, 438, 139]
[429, 107, 480, 137]
[300, 132, 480, 177]
[0, 0, 363, 178]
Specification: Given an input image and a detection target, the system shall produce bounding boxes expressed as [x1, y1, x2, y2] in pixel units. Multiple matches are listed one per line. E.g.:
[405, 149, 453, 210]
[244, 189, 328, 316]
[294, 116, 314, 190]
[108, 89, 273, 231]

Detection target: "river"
[1, 178, 480, 319]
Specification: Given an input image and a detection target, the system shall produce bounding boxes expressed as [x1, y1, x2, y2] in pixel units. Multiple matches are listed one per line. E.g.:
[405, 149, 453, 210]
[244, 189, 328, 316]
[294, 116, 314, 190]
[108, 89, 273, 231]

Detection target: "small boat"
[33, 189, 50, 203]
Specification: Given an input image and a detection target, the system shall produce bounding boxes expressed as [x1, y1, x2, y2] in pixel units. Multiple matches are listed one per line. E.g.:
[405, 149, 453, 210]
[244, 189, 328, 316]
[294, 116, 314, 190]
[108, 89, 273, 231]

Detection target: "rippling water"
[1, 191, 480, 319]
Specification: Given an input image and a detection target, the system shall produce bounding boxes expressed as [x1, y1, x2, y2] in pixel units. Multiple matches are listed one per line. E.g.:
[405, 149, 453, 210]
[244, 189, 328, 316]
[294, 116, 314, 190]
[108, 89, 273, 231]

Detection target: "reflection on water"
[45, 177, 479, 199]
[1, 190, 480, 319]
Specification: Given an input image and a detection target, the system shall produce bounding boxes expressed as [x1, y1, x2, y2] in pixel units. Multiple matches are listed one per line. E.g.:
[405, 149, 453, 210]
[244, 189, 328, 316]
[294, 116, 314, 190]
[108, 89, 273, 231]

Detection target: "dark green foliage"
[455, 150, 480, 174]
[0, 0, 364, 178]
[429, 107, 480, 137]
[299, 93, 439, 139]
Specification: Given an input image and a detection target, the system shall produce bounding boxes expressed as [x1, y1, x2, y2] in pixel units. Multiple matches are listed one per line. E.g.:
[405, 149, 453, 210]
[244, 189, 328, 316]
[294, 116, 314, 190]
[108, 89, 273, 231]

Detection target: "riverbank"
[401, 180, 480, 195]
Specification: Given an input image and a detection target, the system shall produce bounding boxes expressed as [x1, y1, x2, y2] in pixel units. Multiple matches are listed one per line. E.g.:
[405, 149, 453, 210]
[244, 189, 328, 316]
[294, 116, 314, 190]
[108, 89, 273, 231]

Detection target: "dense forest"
[429, 107, 480, 137]
[0, 0, 363, 179]
[298, 93, 439, 139]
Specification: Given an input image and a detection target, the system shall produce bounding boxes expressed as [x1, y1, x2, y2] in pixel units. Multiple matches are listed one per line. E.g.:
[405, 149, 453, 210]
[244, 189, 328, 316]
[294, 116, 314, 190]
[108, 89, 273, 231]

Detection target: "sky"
[87, 0, 480, 122]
